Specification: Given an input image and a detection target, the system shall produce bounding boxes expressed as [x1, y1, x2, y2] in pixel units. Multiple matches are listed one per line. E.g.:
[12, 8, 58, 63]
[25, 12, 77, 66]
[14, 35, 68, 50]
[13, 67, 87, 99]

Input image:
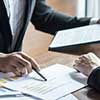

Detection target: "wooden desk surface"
[23, 23, 100, 100]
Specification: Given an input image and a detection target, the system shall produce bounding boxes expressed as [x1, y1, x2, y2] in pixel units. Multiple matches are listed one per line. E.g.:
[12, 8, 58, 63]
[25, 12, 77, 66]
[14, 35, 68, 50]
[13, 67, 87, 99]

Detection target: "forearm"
[36, 11, 91, 34]
[32, 11, 91, 35]
[87, 67, 100, 92]
[31, 0, 91, 35]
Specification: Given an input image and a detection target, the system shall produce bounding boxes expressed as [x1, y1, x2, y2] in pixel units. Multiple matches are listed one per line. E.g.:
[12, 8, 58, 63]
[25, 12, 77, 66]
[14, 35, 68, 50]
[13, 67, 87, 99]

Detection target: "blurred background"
[47, 0, 78, 16]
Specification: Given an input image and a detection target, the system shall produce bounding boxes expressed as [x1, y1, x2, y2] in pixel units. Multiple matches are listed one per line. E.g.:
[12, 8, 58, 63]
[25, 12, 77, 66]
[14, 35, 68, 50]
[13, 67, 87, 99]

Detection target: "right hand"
[0, 52, 40, 77]
[73, 52, 100, 76]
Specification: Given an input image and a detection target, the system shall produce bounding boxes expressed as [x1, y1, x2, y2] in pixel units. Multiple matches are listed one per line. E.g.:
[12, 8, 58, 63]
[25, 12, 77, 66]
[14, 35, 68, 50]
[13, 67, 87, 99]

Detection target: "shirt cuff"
[90, 18, 99, 25]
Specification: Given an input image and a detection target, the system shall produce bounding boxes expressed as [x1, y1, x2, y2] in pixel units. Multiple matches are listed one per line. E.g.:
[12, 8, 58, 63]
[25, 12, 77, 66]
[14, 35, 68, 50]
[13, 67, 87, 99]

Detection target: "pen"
[32, 67, 47, 81]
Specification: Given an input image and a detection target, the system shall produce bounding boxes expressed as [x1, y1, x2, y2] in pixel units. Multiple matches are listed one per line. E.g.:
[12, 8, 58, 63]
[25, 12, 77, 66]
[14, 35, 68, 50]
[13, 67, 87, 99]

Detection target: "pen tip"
[44, 79, 47, 81]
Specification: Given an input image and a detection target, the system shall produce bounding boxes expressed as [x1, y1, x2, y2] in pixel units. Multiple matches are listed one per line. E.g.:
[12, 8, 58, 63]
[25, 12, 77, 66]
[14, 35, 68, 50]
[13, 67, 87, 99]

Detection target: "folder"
[49, 24, 100, 52]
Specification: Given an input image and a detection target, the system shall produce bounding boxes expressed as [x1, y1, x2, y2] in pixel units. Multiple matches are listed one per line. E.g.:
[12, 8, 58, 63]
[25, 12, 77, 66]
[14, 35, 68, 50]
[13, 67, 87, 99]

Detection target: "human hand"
[73, 52, 100, 76]
[90, 18, 100, 24]
[97, 19, 100, 24]
[0, 52, 40, 77]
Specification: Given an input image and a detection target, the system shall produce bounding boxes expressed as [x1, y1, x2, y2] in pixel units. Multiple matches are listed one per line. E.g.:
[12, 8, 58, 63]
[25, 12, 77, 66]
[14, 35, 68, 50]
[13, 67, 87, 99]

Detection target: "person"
[73, 52, 100, 92]
[0, 0, 100, 76]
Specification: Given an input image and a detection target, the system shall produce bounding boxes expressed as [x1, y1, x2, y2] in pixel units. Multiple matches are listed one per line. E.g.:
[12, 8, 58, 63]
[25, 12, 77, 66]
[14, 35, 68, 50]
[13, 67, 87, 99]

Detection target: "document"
[0, 96, 36, 100]
[3, 64, 87, 100]
[49, 24, 100, 51]
[59, 94, 78, 100]
[0, 87, 43, 100]
[0, 88, 20, 96]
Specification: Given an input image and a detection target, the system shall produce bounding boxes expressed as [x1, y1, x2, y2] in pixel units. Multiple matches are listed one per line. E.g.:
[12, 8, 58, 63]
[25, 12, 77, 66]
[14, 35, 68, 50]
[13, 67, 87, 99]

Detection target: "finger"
[18, 59, 32, 74]
[31, 59, 40, 71]
[75, 59, 81, 64]
[73, 64, 80, 71]
[17, 52, 40, 71]
[20, 52, 40, 71]
[12, 62, 26, 75]
[82, 55, 91, 62]
[73, 58, 80, 68]
[12, 54, 32, 74]
[79, 55, 88, 61]
[74, 58, 88, 69]
[10, 65, 22, 76]
[78, 55, 91, 65]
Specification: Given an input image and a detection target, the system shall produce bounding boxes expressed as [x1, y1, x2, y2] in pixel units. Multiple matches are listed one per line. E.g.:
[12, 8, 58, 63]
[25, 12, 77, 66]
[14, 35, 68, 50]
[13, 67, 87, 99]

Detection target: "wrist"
[88, 66, 99, 76]
[90, 18, 99, 25]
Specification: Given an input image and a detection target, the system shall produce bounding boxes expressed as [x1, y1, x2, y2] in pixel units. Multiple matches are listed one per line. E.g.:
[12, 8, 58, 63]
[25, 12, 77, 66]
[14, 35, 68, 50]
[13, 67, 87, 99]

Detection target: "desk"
[22, 23, 100, 100]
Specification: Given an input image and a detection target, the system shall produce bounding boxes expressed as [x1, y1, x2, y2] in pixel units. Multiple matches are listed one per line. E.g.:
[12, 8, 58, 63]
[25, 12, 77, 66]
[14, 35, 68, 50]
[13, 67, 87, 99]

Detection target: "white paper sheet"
[0, 87, 36, 100]
[0, 96, 35, 100]
[0, 94, 78, 100]
[3, 64, 87, 100]
[59, 94, 78, 100]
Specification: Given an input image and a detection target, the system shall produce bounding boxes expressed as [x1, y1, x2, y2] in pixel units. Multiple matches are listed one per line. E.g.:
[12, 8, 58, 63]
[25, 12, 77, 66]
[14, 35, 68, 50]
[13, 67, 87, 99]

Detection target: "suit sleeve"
[31, 0, 91, 35]
[0, 0, 12, 52]
[87, 67, 100, 92]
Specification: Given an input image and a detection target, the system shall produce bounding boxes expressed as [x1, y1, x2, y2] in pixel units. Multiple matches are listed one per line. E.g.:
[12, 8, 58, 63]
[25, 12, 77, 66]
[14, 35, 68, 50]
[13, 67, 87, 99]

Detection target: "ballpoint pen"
[32, 67, 47, 81]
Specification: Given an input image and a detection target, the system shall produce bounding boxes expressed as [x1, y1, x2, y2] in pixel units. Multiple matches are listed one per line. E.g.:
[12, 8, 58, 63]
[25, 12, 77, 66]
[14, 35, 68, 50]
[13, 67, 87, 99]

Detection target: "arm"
[87, 67, 100, 92]
[31, 0, 91, 35]
[73, 52, 100, 92]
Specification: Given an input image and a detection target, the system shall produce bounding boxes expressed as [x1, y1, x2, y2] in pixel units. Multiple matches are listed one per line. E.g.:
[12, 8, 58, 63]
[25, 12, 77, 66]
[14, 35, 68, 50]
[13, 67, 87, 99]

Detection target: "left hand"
[73, 52, 100, 76]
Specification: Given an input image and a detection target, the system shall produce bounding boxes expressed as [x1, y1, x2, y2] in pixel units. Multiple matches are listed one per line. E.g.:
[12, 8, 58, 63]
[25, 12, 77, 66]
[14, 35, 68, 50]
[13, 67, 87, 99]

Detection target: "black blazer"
[88, 67, 100, 92]
[0, 0, 91, 53]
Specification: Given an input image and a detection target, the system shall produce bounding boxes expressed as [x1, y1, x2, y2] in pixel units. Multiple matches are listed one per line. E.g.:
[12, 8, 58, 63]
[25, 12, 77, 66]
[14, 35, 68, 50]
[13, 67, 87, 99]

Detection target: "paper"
[59, 94, 78, 100]
[0, 88, 78, 100]
[0, 96, 35, 100]
[49, 24, 100, 48]
[4, 64, 87, 100]
[0, 88, 20, 96]
[0, 93, 77, 100]
[0, 72, 19, 84]
[0, 87, 42, 100]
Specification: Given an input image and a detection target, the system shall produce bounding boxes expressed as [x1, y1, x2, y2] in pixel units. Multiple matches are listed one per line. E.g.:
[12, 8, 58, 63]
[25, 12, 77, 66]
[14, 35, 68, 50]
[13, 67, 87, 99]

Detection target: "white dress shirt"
[3, 0, 26, 50]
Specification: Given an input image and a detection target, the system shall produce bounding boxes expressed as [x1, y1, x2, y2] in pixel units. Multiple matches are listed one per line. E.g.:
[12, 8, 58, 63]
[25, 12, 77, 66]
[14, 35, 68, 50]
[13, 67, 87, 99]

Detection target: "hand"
[97, 19, 100, 24]
[73, 52, 100, 76]
[0, 52, 40, 76]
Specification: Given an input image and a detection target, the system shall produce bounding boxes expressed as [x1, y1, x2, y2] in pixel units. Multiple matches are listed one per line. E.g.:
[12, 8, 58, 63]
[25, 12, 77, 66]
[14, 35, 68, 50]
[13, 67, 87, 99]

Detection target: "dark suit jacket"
[0, 0, 91, 53]
[87, 67, 100, 92]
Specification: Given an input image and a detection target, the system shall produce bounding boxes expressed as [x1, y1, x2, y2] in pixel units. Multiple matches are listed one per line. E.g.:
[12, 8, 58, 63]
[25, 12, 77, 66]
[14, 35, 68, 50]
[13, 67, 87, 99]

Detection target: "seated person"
[73, 52, 100, 92]
[0, 0, 100, 77]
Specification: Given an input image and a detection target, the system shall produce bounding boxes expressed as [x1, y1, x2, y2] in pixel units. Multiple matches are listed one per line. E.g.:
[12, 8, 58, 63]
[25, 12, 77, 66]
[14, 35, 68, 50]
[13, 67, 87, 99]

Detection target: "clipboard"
[49, 24, 100, 52]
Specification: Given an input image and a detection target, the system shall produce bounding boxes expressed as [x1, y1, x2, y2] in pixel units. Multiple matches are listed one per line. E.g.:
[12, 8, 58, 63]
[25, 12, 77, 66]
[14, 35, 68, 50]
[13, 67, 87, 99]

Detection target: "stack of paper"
[3, 64, 87, 100]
